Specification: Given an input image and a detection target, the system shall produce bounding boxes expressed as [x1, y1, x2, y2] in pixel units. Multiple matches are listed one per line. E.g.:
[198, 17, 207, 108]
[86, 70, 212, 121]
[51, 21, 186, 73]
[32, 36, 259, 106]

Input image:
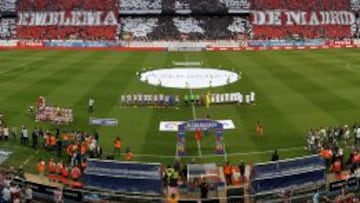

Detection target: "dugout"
[249, 155, 326, 201]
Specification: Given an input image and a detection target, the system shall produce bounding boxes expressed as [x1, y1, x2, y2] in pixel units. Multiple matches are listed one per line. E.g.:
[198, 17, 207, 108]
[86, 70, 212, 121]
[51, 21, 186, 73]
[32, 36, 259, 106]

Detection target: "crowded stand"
[120, 17, 159, 39]
[250, 0, 355, 39]
[0, 18, 16, 40]
[119, 0, 162, 13]
[119, 16, 249, 40]
[351, 0, 360, 11]
[16, 0, 118, 40]
[0, 0, 16, 12]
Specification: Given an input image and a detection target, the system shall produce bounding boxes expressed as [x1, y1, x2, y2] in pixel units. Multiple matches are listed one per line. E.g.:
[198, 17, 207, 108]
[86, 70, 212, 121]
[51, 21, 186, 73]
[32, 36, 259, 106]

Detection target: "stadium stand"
[120, 0, 162, 14]
[0, 18, 16, 40]
[351, 0, 360, 11]
[0, 0, 16, 12]
[119, 16, 250, 40]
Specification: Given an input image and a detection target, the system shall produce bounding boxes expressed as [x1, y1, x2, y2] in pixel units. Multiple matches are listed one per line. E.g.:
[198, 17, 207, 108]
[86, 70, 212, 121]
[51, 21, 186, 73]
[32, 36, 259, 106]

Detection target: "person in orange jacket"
[48, 158, 56, 175]
[37, 158, 45, 176]
[62, 132, 69, 147]
[61, 164, 70, 183]
[126, 148, 133, 161]
[50, 135, 56, 150]
[114, 137, 122, 157]
[71, 165, 81, 181]
[223, 161, 233, 186]
[56, 160, 64, 176]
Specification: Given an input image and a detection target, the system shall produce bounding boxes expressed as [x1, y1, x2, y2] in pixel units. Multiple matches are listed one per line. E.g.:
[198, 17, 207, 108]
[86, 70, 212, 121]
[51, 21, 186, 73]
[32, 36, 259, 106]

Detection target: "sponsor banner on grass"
[159, 120, 235, 131]
[84, 159, 162, 195]
[89, 118, 118, 126]
[247, 39, 325, 47]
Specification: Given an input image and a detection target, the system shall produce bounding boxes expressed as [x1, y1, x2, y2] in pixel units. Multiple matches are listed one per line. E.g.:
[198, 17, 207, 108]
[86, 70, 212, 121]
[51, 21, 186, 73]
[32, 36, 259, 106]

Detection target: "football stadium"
[0, 0, 360, 202]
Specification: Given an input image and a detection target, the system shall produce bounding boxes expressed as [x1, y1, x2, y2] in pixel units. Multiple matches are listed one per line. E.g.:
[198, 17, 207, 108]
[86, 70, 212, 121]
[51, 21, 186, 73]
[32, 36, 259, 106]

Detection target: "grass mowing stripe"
[222, 51, 307, 136]
[261, 51, 358, 119]
[271, 51, 360, 107]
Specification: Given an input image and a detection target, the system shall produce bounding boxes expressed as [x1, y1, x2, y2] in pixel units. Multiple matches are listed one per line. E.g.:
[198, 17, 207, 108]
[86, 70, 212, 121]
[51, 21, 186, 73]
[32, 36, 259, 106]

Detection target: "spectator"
[53, 187, 63, 203]
[199, 179, 209, 200]
[24, 184, 33, 203]
[1, 185, 11, 203]
[239, 160, 246, 182]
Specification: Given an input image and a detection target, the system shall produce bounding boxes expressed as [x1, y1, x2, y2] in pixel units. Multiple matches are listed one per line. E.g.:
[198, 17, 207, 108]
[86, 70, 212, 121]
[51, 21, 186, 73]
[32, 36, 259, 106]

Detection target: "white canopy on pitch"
[139, 68, 240, 89]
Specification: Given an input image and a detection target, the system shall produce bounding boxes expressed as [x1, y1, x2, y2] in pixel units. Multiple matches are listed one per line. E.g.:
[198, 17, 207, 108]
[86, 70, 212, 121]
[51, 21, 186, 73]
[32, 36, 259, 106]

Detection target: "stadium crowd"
[119, 16, 250, 41]
[0, 18, 16, 40]
[306, 123, 360, 176]
[0, 0, 16, 12]
[250, 0, 358, 39]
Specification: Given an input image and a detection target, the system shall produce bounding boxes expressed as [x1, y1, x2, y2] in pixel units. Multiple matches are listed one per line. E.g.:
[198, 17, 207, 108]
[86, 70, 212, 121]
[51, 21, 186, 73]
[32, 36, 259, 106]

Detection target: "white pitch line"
[132, 146, 304, 159]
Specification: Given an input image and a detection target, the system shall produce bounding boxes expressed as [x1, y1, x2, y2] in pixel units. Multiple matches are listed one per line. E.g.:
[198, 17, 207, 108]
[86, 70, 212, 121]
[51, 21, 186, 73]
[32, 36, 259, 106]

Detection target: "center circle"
[139, 68, 240, 89]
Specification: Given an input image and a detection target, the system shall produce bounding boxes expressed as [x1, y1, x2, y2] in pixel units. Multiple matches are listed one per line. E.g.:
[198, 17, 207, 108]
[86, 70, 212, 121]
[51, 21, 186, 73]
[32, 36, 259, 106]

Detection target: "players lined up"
[120, 94, 180, 106]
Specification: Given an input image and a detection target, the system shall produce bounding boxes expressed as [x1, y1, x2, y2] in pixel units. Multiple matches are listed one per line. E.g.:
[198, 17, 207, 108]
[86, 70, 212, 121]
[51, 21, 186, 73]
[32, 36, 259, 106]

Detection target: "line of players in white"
[120, 92, 255, 106]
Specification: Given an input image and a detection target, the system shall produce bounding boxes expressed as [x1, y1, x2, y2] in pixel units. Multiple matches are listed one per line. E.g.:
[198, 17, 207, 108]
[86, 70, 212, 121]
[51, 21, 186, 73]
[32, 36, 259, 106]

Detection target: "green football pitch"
[0, 48, 359, 173]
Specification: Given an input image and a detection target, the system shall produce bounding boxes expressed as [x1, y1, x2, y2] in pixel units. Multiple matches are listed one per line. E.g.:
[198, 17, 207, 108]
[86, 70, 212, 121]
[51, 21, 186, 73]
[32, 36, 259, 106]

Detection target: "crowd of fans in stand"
[0, 171, 34, 203]
[0, 18, 16, 40]
[120, 16, 250, 41]
[306, 123, 360, 176]
[251, 0, 358, 39]
[15, 0, 119, 40]
[0, 0, 16, 12]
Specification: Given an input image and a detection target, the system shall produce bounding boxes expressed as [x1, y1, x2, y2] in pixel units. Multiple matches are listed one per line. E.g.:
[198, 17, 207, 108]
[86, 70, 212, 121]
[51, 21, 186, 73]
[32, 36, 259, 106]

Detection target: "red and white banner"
[250, 0, 354, 39]
[16, 0, 118, 40]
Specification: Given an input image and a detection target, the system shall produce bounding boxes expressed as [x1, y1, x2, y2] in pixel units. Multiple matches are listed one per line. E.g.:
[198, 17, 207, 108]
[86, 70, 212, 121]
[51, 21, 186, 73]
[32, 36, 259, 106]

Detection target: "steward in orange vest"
[37, 158, 45, 176]
[113, 137, 122, 156]
[48, 158, 56, 174]
[71, 165, 81, 181]
[126, 148, 132, 161]
[223, 161, 233, 186]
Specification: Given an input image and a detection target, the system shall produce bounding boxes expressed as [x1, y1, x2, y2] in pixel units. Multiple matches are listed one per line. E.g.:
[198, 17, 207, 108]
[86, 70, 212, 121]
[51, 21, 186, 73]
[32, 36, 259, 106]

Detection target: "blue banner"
[83, 160, 162, 195]
[248, 39, 325, 47]
[44, 41, 125, 48]
[89, 118, 118, 126]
